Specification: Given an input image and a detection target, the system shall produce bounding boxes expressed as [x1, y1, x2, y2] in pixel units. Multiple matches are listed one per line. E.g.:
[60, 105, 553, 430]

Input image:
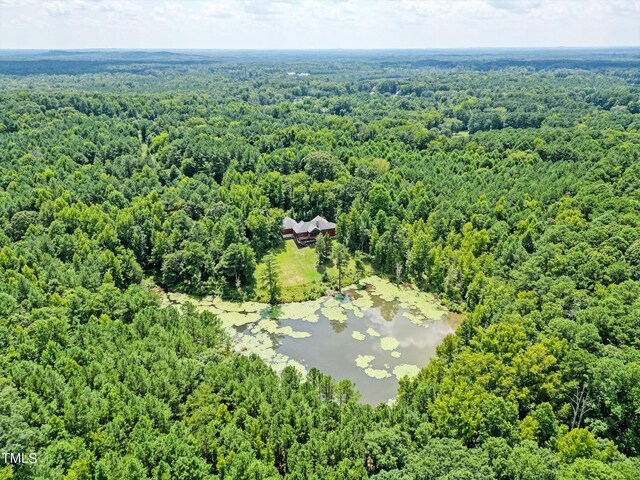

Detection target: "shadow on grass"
[316, 260, 331, 275]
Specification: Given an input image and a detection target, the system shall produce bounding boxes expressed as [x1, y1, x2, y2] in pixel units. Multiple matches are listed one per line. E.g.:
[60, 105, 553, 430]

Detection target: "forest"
[0, 49, 639, 479]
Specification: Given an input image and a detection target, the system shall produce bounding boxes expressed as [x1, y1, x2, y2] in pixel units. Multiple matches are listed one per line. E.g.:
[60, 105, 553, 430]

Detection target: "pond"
[158, 276, 463, 405]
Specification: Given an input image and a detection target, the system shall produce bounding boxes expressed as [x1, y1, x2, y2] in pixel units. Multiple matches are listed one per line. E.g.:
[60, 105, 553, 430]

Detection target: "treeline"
[0, 58, 639, 479]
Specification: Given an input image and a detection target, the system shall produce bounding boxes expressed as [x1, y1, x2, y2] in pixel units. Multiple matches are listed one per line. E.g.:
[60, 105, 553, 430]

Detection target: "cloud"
[202, 1, 240, 19]
[242, 0, 290, 18]
[201, 0, 359, 23]
[153, 1, 246, 24]
[152, 1, 199, 23]
[9, 14, 48, 27]
[587, 0, 640, 16]
[305, 0, 358, 22]
[0, 0, 37, 6]
[44, 0, 86, 16]
[198, 1, 360, 25]
[95, 0, 143, 15]
[392, 0, 640, 26]
[395, 0, 499, 23]
[40, 0, 141, 17]
[487, 0, 542, 14]
[1, 0, 638, 48]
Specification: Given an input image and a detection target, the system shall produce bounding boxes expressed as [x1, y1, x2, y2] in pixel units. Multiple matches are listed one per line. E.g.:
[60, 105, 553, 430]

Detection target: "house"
[282, 215, 336, 245]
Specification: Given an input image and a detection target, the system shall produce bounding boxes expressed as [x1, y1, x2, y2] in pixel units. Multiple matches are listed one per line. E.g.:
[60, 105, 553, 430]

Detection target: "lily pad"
[351, 292, 374, 310]
[167, 291, 191, 304]
[257, 318, 279, 333]
[213, 298, 263, 313]
[351, 331, 366, 341]
[355, 355, 375, 369]
[322, 306, 348, 322]
[270, 353, 292, 372]
[278, 326, 312, 339]
[366, 327, 381, 337]
[363, 276, 401, 302]
[301, 313, 320, 323]
[409, 296, 444, 319]
[364, 367, 392, 379]
[235, 333, 273, 357]
[323, 297, 342, 309]
[362, 276, 446, 320]
[196, 305, 224, 316]
[278, 299, 323, 320]
[392, 364, 420, 380]
[342, 302, 357, 311]
[380, 337, 400, 351]
[219, 311, 261, 327]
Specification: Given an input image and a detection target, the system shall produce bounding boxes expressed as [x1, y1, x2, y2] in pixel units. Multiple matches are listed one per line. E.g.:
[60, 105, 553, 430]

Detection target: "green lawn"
[254, 239, 370, 302]
[255, 240, 324, 301]
[269, 240, 321, 286]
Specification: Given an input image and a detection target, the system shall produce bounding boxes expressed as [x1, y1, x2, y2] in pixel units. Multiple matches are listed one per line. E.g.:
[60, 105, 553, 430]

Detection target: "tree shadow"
[264, 304, 284, 319]
[271, 243, 288, 255]
[316, 262, 329, 274]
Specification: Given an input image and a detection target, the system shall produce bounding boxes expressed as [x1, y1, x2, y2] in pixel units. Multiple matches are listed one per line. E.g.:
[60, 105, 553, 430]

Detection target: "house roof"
[282, 216, 298, 230]
[295, 221, 318, 234]
[312, 215, 336, 230]
[283, 215, 336, 234]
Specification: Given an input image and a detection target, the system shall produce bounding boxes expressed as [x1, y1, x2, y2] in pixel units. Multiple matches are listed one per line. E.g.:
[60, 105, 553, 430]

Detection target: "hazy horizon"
[1, 0, 638, 50]
[2, 46, 639, 52]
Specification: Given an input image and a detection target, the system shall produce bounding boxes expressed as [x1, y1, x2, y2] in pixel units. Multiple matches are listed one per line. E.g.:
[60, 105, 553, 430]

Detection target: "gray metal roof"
[282, 216, 298, 229]
[295, 221, 317, 234]
[283, 215, 335, 234]
[313, 216, 336, 230]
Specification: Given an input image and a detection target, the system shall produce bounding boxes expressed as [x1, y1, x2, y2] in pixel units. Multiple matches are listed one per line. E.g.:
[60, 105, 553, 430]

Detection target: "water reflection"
[380, 298, 399, 321]
[330, 320, 348, 334]
[252, 285, 462, 405]
[159, 279, 464, 405]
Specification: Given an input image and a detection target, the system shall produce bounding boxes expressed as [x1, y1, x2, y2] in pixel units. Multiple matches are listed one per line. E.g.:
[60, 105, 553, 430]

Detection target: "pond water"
[158, 276, 463, 405]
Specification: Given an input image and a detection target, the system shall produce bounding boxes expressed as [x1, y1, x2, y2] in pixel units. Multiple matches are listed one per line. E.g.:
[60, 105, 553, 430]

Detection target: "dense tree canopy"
[0, 50, 639, 479]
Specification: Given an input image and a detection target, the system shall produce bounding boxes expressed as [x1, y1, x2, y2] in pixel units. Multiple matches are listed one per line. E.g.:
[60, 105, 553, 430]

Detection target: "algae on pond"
[380, 337, 400, 351]
[351, 331, 366, 341]
[156, 276, 463, 405]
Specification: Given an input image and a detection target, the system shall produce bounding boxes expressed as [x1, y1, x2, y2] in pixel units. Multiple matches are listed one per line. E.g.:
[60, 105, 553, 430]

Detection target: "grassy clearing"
[323, 257, 357, 281]
[255, 240, 324, 302]
[267, 240, 321, 286]
[253, 239, 374, 302]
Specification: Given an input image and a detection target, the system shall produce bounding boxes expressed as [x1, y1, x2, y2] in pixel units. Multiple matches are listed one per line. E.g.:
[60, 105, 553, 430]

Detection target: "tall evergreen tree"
[261, 253, 281, 304]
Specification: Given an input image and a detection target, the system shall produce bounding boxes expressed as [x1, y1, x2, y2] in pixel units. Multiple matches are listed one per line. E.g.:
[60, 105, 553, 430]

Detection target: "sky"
[0, 0, 639, 50]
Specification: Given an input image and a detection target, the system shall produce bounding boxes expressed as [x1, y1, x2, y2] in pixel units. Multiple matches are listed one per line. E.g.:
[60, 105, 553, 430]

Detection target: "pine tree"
[316, 233, 332, 265]
[261, 254, 281, 304]
[332, 243, 349, 291]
